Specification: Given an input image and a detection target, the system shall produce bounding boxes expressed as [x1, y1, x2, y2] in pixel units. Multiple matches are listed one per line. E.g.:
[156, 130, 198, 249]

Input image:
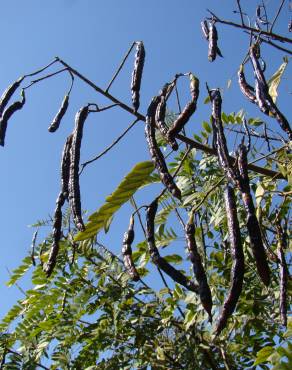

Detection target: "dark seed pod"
[214, 185, 244, 336]
[250, 45, 292, 139]
[145, 97, 181, 200]
[68, 106, 89, 231]
[122, 215, 140, 281]
[167, 101, 197, 142]
[201, 20, 209, 40]
[237, 144, 270, 286]
[48, 94, 69, 132]
[61, 134, 73, 200]
[185, 215, 212, 321]
[289, 20, 292, 32]
[238, 64, 257, 105]
[155, 95, 178, 151]
[0, 89, 26, 147]
[0, 76, 24, 117]
[209, 88, 235, 182]
[131, 41, 145, 112]
[208, 22, 223, 61]
[276, 222, 288, 327]
[146, 199, 198, 293]
[43, 192, 65, 277]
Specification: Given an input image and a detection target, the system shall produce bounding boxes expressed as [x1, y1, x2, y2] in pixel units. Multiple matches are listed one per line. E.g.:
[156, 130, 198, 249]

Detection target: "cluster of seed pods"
[238, 44, 291, 141]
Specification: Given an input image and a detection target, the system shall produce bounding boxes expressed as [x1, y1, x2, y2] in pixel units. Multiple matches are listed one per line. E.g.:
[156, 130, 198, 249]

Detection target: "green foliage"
[74, 161, 154, 241]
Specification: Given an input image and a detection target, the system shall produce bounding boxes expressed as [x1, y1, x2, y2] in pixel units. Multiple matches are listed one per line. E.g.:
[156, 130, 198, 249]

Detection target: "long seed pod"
[250, 45, 292, 140]
[209, 88, 236, 182]
[48, 94, 69, 132]
[0, 76, 24, 116]
[237, 144, 270, 286]
[167, 99, 197, 142]
[214, 185, 244, 337]
[208, 22, 221, 62]
[185, 214, 212, 321]
[43, 192, 65, 277]
[122, 215, 140, 281]
[201, 20, 210, 40]
[0, 89, 26, 146]
[145, 97, 181, 200]
[68, 106, 89, 231]
[146, 199, 198, 293]
[131, 41, 145, 112]
[61, 134, 73, 200]
[238, 64, 257, 105]
[155, 94, 178, 151]
[276, 222, 288, 327]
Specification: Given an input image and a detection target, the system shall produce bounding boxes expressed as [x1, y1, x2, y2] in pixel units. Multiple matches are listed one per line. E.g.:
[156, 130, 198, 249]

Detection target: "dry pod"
[48, 94, 69, 132]
[166, 73, 199, 142]
[131, 41, 145, 112]
[185, 214, 212, 321]
[201, 20, 210, 40]
[68, 105, 89, 231]
[209, 88, 235, 182]
[0, 76, 24, 116]
[276, 222, 288, 327]
[0, 89, 26, 146]
[208, 22, 223, 61]
[249, 44, 292, 140]
[236, 144, 270, 286]
[122, 215, 140, 281]
[43, 192, 65, 277]
[61, 134, 73, 200]
[155, 95, 178, 151]
[214, 185, 244, 336]
[146, 199, 198, 293]
[238, 64, 257, 105]
[145, 97, 181, 200]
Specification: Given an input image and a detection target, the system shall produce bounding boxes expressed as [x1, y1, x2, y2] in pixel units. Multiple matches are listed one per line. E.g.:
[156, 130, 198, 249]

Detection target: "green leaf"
[74, 161, 154, 241]
[268, 57, 288, 103]
[253, 346, 274, 366]
[204, 95, 210, 104]
[163, 254, 183, 264]
[202, 121, 212, 133]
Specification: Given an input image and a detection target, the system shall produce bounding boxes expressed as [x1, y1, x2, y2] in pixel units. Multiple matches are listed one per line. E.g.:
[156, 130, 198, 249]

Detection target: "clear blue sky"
[0, 0, 290, 320]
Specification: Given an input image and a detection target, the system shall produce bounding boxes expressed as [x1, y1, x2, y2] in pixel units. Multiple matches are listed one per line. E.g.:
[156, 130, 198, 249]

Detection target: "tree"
[0, 1, 291, 369]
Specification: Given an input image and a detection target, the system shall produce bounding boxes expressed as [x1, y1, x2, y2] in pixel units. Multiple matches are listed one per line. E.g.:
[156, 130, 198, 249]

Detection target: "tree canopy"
[0, 1, 291, 369]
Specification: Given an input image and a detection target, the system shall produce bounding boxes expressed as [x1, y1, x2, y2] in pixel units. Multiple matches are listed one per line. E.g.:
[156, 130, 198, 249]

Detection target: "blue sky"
[0, 0, 290, 321]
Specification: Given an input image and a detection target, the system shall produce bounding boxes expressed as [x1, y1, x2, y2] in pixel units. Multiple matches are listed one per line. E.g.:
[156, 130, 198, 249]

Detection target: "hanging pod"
[68, 106, 89, 231]
[214, 185, 244, 336]
[0, 89, 26, 146]
[131, 41, 145, 112]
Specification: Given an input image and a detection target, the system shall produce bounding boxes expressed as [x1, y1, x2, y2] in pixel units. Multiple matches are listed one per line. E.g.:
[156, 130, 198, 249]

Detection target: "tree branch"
[207, 10, 292, 44]
[55, 57, 285, 180]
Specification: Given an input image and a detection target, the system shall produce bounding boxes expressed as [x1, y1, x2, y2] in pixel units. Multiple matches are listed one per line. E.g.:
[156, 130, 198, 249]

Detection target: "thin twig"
[6, 349, 50, 370]
[236, 0, 245, 26]
[88, 103, 120, 113]
[24, 59, 58, 78]
[207, 9, 292, 43]
[253, 35, 292, 54]
[106, 42, 135, 92]
[270, 0, 286, 33]
[190, 176, 225, 214]
[80, 118, 139, 174]
[225, 126, 281, 142]
[23, 68, 68, 89]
